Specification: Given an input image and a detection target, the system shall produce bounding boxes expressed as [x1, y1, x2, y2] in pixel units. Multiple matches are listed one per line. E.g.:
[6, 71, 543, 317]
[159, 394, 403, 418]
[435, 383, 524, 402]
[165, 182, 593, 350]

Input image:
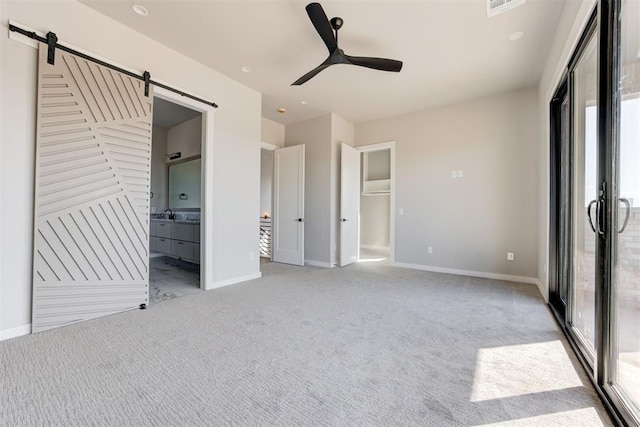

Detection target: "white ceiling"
[80, 0, 567, 126]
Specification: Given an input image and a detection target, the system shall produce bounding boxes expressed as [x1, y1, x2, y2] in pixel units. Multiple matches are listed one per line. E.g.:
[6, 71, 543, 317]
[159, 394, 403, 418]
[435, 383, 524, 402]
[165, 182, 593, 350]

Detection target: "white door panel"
[32, 45, 152, 333]
[272, 145, 305, 266]
[340, 143, 360, 266]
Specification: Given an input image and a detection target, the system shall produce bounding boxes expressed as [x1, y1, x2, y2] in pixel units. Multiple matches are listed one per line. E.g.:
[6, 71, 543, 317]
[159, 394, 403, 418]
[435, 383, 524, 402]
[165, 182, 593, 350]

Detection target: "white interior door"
[340, 143, 361, 266]
[32, 45, 153, 333]
[272, 145, 305, 266]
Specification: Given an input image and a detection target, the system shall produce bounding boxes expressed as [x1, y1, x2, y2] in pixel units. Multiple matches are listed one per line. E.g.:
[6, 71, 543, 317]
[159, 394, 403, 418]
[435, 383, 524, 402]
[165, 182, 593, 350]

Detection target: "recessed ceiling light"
[277, 108, 286, 114]
[300, 100, 309, 105]
[241, 66, 252, 73]
[508, 31, 524, 41]
[131, 4, 149, 16]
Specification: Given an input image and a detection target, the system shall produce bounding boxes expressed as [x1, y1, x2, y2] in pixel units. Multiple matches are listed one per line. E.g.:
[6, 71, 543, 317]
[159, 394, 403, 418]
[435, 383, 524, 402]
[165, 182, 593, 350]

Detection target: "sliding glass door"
[570, 34, 599, 361]
[550, 1, 639, 424]
[609, 0, 640, 417]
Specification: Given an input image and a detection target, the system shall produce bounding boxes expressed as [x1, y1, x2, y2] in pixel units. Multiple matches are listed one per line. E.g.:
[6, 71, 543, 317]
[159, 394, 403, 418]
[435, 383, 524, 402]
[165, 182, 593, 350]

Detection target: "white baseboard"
[536, 279, 548, 302]
[305, 260, 334, 268]
[360, 245, 390, 251]
[391, 262, 541, 287]
[0, 324, 31, 342]
[208, 272, 262, 290]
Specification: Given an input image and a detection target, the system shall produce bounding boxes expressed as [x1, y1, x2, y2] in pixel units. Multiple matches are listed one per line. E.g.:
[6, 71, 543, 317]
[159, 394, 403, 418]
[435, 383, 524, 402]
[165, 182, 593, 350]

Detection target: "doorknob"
[295, 218, 304, 222]
[340, 218, 348, 222]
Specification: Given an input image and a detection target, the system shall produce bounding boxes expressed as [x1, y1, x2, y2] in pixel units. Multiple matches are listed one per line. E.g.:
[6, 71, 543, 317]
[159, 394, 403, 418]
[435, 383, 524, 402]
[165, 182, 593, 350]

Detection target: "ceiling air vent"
[487, 0, 525, 17]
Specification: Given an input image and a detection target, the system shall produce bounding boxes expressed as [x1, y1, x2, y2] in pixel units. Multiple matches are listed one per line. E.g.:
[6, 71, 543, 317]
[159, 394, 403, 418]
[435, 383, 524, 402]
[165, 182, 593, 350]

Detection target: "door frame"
[260, 141, 278, 262]
[153, 88, 215, 290]
[356, 141, 396, 264]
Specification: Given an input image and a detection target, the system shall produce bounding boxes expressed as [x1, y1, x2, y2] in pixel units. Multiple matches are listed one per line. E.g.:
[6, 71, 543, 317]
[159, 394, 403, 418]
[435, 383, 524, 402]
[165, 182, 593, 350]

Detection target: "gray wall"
[167, 115, 202, 163]
[262, 117, 285, 147]
[151, 126, 168, 213]
[260, 149, 274, 216]
[286, 114, 333, 265]
[356, 87, 540, 278]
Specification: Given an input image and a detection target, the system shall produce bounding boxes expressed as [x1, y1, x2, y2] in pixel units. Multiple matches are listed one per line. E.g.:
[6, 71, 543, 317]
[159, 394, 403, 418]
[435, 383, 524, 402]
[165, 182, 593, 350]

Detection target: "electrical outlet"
[457, 170, 464, 178]
[507, 252, 514, 261]
[451, 170, 457, 179]
[399, 208, 404, 215]
[427, 247, 433, 254]
[249, 251, 255, 260]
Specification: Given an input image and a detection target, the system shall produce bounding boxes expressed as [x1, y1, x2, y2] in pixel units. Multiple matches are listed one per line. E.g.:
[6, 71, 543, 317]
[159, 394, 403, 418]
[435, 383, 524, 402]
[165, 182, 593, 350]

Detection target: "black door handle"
[587, 200, 598, 233]
[295, 218, 304, 222]
[340, 218, 348, 222]
[619, 198, 631, 233]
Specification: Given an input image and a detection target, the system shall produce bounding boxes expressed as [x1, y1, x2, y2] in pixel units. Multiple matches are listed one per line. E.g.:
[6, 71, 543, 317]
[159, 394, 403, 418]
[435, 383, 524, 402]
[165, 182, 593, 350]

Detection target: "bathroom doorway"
[149, 96, 203, 304]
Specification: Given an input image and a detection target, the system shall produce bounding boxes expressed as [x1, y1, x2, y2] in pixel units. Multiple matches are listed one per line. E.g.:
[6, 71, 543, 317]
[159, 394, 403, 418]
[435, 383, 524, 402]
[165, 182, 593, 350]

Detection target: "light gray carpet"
[0, 262, 612, 426]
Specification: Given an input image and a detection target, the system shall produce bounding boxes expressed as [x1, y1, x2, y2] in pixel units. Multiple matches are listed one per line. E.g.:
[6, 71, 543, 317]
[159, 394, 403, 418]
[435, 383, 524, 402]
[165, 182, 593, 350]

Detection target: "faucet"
[163, 208, 175, 220]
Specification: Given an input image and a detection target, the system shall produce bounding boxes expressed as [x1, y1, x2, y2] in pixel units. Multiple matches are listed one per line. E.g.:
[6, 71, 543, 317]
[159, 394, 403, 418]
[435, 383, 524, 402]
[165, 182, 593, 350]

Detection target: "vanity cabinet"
[155, 222, 172, 238]
[150, 220, 200, 263]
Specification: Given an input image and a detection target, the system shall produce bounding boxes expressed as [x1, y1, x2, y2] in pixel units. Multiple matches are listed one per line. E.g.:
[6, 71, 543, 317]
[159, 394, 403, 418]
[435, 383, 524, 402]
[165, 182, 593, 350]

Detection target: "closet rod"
[9, 24, 219, 109]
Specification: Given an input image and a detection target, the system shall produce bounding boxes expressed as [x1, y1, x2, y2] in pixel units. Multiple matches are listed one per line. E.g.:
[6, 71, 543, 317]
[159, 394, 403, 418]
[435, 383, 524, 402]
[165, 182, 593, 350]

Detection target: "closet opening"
[358, 145, 393, 263]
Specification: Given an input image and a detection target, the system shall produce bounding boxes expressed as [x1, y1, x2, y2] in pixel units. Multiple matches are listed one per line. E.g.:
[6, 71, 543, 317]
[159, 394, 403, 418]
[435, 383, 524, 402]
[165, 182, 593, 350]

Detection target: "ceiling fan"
[292, 2, 403, 86]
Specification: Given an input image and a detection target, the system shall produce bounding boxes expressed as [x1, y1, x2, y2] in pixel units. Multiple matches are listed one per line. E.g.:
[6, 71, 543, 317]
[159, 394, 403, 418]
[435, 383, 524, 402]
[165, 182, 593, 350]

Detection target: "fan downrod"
[330, 17, 343, 31]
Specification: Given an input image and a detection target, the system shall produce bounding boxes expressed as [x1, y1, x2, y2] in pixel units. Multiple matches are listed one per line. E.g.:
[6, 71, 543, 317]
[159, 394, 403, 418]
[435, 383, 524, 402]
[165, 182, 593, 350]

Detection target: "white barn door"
[32, 46, 153, 333]
[272, 145, 305, 266]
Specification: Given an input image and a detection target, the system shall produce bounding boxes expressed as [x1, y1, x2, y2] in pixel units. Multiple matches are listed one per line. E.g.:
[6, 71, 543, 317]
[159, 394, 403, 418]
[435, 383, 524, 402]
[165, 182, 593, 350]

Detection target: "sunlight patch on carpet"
[474, 407, 604, 426]
[470, 340, 583, 402]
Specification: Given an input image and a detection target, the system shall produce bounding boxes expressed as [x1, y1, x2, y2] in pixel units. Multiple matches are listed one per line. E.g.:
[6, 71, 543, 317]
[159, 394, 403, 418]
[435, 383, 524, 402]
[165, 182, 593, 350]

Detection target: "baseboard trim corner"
[360, 245, 390, 251]
[208, 272, 262, 290]
[0, 324, 31, 341]
[535, 279, 547, 302]
[391, 262, 540, 286]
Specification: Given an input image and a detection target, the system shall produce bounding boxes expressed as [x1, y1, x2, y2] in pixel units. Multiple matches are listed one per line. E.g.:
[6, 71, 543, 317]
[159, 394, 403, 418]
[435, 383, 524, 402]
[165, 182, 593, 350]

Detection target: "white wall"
[360, 195, 390, 249]
[261, 117, 285, 148]
[360, 149, 391, 249]
[285, 115, 332, 266]
[356, 87, 540, 280]
[536, 0, 596, 300]
[331, 114, 355, 266]
[0, 0, 261, 336]
[167, 115, 202, 162]
[151, 126, 168, 213]
[260, 149, 273, 217]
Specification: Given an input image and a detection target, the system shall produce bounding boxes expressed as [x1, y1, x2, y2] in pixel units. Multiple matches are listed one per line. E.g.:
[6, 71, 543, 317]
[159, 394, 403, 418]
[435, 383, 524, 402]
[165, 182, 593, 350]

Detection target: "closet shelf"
[362, 179, 390, 195]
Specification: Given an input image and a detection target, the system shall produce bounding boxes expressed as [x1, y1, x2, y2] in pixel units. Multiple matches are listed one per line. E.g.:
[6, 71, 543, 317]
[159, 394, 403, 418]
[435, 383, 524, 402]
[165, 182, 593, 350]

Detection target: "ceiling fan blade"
[291, 61, 333, 86]
[345, 55, 403, 72]
[306, 2, 337, 53]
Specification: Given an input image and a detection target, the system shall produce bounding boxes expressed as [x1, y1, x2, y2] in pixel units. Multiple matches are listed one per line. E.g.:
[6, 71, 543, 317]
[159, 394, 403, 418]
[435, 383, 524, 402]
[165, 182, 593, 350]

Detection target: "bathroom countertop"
[151, 218, 200, 224]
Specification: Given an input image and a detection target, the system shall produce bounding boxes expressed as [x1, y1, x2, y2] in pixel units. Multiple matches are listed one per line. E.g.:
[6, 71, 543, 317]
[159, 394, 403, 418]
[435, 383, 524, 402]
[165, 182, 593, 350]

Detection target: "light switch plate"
[457, 170, 464, 178]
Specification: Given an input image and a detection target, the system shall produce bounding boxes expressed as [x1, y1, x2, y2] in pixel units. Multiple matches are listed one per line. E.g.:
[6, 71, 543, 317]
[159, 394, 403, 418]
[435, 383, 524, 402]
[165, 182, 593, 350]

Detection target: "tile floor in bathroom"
[149, 255, 201, 305]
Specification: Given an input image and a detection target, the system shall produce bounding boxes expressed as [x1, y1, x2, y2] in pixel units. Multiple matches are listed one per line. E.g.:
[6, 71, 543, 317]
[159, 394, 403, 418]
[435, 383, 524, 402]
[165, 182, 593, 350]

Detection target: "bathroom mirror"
[168, 157, 201, 208]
